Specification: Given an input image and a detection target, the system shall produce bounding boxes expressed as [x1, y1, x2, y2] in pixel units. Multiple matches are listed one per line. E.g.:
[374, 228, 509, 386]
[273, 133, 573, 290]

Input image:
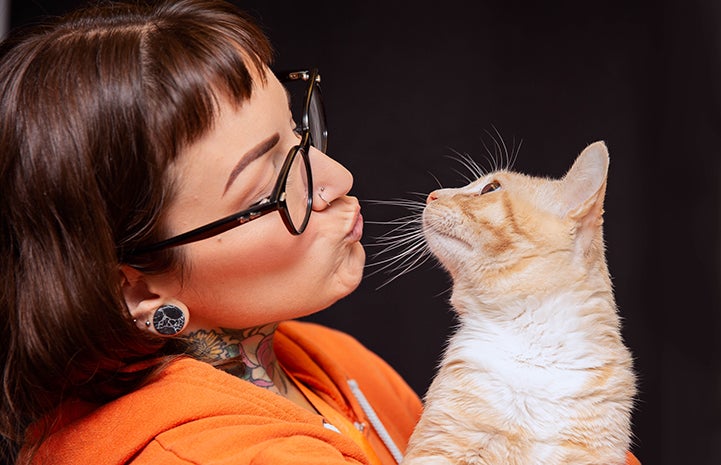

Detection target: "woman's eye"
[480, 181, 501, 195]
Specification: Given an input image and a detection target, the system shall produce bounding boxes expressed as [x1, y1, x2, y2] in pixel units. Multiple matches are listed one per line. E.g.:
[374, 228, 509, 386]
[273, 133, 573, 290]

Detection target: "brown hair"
[0, 0, 273, 461]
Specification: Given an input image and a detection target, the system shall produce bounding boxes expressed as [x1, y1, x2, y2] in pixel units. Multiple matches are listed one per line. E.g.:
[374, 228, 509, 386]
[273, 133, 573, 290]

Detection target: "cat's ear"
[559, 141, 609, 248]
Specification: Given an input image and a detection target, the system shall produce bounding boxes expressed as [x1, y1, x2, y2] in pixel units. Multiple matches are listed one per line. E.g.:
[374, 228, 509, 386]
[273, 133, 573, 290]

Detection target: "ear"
[559, 141, 610, 250]
[119, 265, 158, 314]
[119, 265, 186, 335]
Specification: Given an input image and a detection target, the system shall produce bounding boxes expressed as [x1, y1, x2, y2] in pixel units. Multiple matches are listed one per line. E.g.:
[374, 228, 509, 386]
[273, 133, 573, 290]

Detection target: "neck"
[183, 322, 289, 395]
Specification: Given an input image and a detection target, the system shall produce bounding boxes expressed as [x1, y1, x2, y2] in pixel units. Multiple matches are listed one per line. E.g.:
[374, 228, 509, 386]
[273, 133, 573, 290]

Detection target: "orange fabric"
[627, 451, 642, 465]
[24, 321, 640, 465]
[276, 321, 423, 464]
[25, 321, 421, 465]
[288, 370, 383, 465]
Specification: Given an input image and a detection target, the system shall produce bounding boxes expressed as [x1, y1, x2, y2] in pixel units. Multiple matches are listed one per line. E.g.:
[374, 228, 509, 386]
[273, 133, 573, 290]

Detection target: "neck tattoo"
[184, 323, 288, 394]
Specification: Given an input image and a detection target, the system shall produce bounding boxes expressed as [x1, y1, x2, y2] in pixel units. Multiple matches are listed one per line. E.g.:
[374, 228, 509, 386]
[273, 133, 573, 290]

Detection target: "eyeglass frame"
[127, 68, 326, 256]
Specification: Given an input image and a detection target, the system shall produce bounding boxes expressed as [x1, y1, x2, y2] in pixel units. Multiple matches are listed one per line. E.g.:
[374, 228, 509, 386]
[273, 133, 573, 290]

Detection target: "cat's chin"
[423, 228, 473, 269]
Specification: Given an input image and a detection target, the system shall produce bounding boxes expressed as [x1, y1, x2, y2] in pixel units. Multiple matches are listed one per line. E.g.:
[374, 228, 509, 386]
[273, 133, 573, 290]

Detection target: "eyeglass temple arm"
[127, 203, 278, 255]
[274, 69, 320, 83]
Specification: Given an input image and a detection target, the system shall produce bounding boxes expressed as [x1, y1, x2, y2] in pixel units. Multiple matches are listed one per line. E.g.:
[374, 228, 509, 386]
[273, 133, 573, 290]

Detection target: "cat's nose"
[426, 191, 439, 204]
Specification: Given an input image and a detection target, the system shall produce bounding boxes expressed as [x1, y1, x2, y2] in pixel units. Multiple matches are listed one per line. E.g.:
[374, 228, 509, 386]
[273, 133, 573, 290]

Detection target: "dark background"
[10, 1, 721, 464]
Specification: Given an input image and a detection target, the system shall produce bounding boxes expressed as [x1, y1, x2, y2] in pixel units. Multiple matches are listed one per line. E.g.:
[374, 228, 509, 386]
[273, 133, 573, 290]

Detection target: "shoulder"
[278, 320, 369, 353]
[277, 320, 395, 381]
[30, 357, 368, 464]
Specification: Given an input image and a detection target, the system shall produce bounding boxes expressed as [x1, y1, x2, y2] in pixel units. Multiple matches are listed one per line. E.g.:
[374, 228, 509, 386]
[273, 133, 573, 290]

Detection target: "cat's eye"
[480, 180, 501, 195]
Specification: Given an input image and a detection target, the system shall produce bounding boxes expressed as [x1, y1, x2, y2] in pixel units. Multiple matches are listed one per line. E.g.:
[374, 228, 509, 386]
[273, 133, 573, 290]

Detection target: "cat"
[401, 141, 636, 465]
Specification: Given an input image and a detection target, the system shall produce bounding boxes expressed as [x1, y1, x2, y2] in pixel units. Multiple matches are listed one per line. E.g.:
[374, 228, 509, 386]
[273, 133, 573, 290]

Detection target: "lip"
[345, 210, 364, 242]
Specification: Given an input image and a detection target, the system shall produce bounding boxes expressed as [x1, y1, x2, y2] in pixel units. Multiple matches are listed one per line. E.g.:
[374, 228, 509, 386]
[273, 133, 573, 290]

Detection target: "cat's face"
[422, 142, 609, 295]
[422, 171, 567, 278]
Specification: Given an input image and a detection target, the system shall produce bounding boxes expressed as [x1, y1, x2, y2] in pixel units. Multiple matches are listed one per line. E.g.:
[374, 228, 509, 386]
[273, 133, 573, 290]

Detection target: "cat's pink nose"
[426, 191, 439, 204]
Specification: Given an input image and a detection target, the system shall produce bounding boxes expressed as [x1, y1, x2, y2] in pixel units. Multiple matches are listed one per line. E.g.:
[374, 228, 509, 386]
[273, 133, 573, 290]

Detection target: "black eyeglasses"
[129, 68, 327, 255]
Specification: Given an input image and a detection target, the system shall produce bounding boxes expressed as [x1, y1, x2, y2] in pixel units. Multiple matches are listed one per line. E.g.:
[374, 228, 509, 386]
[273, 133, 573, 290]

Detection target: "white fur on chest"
[434, 291, 621, 439]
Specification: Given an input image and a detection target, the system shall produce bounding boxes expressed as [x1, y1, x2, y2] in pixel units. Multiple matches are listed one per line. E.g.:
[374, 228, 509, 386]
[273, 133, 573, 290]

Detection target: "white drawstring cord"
[347, 379, 404, 464]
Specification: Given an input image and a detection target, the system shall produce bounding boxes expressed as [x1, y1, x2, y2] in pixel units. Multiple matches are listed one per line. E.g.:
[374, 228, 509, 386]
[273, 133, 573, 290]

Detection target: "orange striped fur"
[403, 142, 636, 465]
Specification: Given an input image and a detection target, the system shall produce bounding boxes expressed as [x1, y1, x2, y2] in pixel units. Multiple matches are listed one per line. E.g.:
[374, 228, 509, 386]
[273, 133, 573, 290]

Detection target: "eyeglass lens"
[308, 86, 327, 152]
[286, 147, 311, 230]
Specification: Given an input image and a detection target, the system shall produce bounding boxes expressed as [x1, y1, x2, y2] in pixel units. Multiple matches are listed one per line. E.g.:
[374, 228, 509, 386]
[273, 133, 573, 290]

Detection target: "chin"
[344, 242, 366, 288]
[326, 242, 366, 303]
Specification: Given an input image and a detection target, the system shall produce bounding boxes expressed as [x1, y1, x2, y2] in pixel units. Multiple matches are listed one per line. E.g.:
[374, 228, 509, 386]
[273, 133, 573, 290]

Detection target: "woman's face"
[150, 69, 365, 331]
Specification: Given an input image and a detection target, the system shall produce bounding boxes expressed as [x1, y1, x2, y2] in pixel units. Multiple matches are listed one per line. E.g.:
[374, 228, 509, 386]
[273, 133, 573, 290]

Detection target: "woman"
[0, 1, 639, 464]
[0, 1, 419, 463]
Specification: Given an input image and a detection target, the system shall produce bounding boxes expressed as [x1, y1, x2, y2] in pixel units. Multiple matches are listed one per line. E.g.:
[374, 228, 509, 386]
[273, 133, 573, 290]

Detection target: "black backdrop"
[9, 1, 721, 464]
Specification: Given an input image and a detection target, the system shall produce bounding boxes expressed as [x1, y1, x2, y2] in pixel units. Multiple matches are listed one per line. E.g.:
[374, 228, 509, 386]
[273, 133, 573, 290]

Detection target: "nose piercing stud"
[318, 187, 332, 207]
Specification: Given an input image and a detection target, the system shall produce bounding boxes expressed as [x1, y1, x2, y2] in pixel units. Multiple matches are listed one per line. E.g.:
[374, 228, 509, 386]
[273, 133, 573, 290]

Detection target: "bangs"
[139, 2, 274, 163]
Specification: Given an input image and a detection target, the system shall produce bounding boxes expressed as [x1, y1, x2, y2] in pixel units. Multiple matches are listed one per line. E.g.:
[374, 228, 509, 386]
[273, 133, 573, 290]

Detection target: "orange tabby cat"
[403, 142, 636, 465]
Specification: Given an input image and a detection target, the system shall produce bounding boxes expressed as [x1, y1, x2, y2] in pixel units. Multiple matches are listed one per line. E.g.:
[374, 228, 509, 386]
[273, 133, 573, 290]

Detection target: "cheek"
[175, 215, 331, 327]
[173, 209, 365, 330]
[192, 216, 307, 287]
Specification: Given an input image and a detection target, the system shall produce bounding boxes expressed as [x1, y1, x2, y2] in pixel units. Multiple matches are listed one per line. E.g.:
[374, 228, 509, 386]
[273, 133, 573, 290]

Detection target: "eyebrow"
[223, 132, 281, 196]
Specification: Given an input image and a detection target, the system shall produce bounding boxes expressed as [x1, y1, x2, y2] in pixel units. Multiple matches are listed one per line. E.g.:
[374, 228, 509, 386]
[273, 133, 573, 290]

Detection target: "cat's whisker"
[368, 239, 427, 267]
[491, 125, 512, 171]
[366, 204, 424, 214]
[447, 149, 486, 180]
[365, 211, 423, 230]
[366, 220, 419, 230]
[371, 222, 424, 239]
[364, 246, 427, 277]
[366, 212, 423, 224]
[464, 154, 486, 178]
[365, 197, 426, 208]
[367, 226, 425, 253]
[370, 231, 425, 251]
[405, 191, 430, 198]
[490, 135, 505, 171]
[480, 136, 501, 173]
[362, 197, 434, 288]
[451, 168, 474, 184]
[380, 254, 433, 287]
[432, 284, 453, 300]
[509, 137, 522, 170]
[480, 126, 522, 172]
[447, 149, 474, 175]
[367, 244, 433, 288]
[427, 171, 444, 189]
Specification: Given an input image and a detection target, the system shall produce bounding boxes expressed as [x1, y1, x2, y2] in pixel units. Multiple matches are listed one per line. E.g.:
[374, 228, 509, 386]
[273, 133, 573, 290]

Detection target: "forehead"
[164, 68, 289, 205]
[179, 70, 284, 159]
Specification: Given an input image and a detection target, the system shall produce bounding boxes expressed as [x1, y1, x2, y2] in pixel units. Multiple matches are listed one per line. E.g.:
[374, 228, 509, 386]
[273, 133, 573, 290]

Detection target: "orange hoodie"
[25, 321, 640, 465]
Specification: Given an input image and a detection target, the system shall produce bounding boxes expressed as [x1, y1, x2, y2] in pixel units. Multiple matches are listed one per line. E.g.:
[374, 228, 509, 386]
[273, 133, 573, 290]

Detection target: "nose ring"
[318, 187, 332, 207]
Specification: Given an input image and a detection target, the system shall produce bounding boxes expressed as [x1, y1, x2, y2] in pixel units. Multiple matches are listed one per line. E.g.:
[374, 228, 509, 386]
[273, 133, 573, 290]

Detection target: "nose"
[427, 190, 440, 204]
[309, 146, 354, 211]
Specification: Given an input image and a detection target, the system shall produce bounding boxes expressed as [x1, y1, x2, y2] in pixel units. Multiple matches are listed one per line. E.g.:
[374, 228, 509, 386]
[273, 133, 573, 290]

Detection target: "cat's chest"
[443, 298, 613, 400]
[447, 328, 591, 397]
[434, 329, 594, 438]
